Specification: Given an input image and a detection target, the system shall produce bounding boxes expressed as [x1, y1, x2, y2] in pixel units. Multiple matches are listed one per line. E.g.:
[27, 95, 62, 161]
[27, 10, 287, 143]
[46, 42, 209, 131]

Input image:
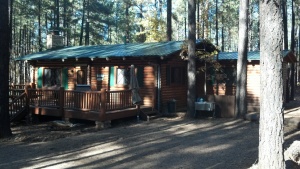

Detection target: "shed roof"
[16, 39, 216, 61]
[217, 50, 296, 62]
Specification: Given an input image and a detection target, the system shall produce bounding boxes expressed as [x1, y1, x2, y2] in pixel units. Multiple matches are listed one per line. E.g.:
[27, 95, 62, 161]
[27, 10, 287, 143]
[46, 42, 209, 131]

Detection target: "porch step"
[10, 108, 28, 123]
[139, 107, 160, 121]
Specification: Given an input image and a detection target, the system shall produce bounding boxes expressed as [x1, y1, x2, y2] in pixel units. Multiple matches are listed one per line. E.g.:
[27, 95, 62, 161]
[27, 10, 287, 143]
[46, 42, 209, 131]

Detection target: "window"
[44, 68, 62, 87]
[206, 66, 236, 85]
[222, 67, 237, 86]
[116, 67, 130, 86]
[166, 66, 186, 85]
[77, 70, 86, 84]
[109, 66, 145, 88]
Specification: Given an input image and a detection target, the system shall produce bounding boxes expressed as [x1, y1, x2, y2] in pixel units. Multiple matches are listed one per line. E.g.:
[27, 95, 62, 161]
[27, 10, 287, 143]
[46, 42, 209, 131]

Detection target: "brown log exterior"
[196, 59, 292, 116]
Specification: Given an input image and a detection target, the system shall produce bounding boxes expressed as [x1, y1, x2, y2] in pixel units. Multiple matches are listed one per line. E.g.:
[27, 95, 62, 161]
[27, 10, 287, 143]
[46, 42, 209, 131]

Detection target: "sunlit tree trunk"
[259, 0, 285, 168]
[235, 0, 249, 118]
[187, 0, 196, 118]
[0, 0, 12, 138]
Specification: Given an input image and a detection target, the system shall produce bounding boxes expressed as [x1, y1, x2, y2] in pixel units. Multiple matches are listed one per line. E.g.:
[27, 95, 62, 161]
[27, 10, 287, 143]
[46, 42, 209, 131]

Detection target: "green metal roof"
[217, 50, 294, 61]
[16, 40, 216, 61]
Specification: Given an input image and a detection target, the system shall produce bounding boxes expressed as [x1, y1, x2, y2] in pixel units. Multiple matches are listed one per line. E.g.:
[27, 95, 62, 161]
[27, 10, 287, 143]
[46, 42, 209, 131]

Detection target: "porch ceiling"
[16, 39, 217, 61]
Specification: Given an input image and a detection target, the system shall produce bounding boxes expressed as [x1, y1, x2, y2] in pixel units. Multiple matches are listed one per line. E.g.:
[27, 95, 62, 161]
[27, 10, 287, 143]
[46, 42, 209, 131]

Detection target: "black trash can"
[167, 99, 177, 113]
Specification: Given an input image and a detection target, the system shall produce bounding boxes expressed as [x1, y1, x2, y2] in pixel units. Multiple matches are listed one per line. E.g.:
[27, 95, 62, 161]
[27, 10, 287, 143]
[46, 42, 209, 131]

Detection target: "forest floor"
[1, 90, 300, 168]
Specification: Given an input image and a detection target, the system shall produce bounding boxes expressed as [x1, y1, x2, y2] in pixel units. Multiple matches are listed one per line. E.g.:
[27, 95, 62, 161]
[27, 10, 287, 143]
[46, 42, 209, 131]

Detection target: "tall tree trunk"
[85, 0, 89, 46]
[79, 0, 85, 46]
[215, 0, 218, 46]
[185, 1, 187, 39]
[290, 0, 295, 100]
[63, 0, 67, 46]
[0, 0, 12, 138]
[259, 0, 285, 168]
[38, 0, 42, 51]
[282, 0, 288, 50]
[205, 0, 209, 39]
[125, 2, 130, 43]
[221, 0, 224, 51]
[235, 0, 249, 118]
[197, 0, 200, 39]
[187, 0, 196, 118]
[56, 0, 59, 30]
[167, 0, 172, 41]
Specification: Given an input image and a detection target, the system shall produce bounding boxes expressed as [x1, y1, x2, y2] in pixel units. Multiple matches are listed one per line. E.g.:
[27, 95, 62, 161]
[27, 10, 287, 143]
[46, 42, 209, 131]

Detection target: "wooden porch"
[9, 85, 141, 124]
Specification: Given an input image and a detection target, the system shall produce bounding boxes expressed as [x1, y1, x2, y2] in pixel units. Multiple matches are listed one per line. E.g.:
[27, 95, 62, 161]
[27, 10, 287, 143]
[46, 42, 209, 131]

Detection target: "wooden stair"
[139, 107, 160, 121]
[9, 93, 29, 122]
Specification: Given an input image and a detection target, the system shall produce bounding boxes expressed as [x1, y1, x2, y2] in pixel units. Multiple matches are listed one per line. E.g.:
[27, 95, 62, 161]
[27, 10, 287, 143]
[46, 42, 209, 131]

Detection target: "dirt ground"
[1, 95, 300, 168]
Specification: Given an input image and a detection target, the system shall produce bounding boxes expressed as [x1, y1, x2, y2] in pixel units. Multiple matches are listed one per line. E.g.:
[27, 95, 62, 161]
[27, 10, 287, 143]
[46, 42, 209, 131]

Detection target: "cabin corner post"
[59, 87, 65, 120]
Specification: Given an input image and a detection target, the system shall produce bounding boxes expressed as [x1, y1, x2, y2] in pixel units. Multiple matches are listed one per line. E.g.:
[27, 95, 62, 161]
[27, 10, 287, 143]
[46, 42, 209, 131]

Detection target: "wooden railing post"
[24, 85, 31, 123]
[59, 87, 65, 118]
[31, 83, 36, 89]
[99, 89, 106, 121]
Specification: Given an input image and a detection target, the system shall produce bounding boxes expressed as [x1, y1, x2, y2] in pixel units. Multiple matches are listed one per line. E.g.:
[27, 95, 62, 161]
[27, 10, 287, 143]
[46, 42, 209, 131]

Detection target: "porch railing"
[9, 92, 28, 121]
[26, 87, 135, 113]
[64, 90, 102, 111]
[9, 84, 26, 99]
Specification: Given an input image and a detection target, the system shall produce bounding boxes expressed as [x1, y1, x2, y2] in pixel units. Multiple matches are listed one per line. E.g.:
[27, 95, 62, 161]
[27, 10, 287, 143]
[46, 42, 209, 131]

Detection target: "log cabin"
[15, 38, 217, 125]
[195, 50, 297, 117]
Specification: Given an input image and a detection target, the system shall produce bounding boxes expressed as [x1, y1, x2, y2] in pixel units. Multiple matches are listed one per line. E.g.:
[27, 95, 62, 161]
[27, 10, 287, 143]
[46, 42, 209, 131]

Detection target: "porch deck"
[24, 87, 140, 122]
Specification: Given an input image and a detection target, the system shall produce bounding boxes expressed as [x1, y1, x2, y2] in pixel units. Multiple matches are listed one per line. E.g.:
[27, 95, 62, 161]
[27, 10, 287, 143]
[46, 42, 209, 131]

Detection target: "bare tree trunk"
[235, 0, 249, 118]
[259, 0, 285, 168]
[79, 0, 85, 46]
[125, 2, 130, 43]
[55, 0, 59, 30]
[85, 0, 89, 46]
[187, 0, 196, 118]
[197, 0, 200, 39]
[215, 0, 218, 46]
[0, 0, 12, 138]
[38, 0, 42, 51]
[282, 0, 288, 50]
[221, 0, 224, 51]
[290, 0, 295, 100]
[167, 0, 172, 41]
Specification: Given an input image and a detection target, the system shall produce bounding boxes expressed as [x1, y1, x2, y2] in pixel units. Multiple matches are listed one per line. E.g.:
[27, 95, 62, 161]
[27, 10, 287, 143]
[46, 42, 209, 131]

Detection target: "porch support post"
[96, 88, 108, 129]
[59, 87, 65, 119]
[99, 88, 106, 121]
[25, 85, 31, 123]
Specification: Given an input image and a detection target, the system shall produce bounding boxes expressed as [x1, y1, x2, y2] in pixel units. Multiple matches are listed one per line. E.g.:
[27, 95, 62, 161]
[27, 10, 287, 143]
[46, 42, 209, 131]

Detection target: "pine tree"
[259, 0, 285, 167]
[0, 0, 12, 138]
[235, 0, 249, 118]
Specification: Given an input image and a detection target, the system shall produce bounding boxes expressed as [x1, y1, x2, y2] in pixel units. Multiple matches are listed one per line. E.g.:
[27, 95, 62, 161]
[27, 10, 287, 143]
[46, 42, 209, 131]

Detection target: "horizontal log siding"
[96, 66, 109, 91]
[139, 66, 155, 107]
[160, 59, 187, 111]
[246, 64, 260, 112]
[90, 66, 97, 90]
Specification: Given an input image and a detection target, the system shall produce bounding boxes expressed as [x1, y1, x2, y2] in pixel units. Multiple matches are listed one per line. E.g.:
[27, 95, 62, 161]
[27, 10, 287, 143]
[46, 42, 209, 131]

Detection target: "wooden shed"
[16, 40, 217, 123]
[196, 50, 297, 117]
